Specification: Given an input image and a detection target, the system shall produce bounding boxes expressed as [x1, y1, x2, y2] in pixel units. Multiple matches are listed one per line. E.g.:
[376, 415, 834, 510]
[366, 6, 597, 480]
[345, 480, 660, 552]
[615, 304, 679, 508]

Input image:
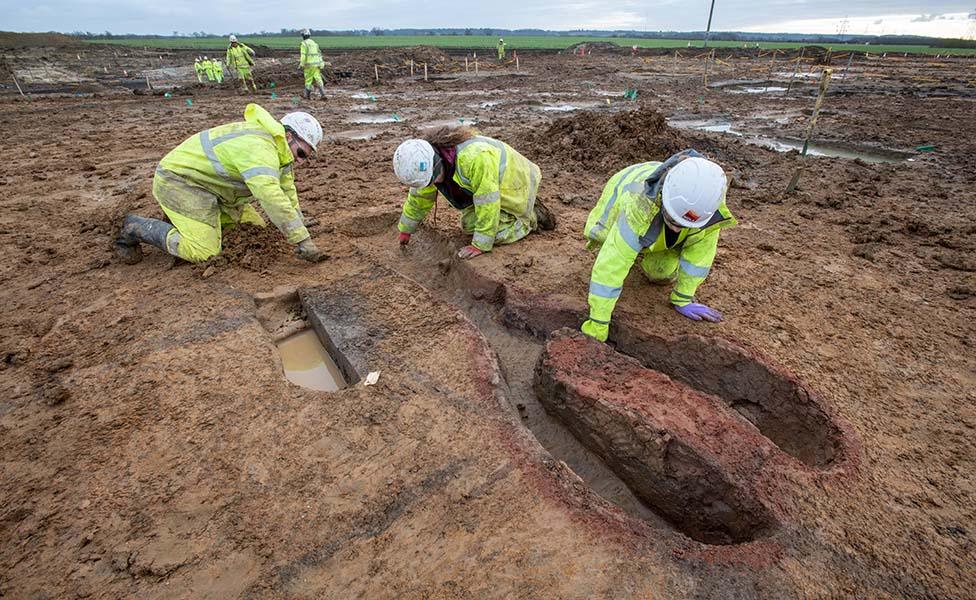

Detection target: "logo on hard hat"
[419, 161, 427, 172]
[683, 210, 700, 221]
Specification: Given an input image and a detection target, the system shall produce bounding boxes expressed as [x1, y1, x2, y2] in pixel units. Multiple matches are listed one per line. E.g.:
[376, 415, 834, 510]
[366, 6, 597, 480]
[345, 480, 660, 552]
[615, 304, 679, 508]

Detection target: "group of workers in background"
[191, 34, 258, 91]
[121, 30, 733, 344]
[190, 30, 326, 97]
[193, 57, 223, 83]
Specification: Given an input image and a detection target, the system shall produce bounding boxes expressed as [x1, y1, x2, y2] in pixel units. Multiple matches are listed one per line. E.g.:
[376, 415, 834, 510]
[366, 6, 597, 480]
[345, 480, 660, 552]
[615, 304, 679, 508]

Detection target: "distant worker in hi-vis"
[226, 34, 257, 91]
[193, 58, 205, 82]
[581, 150, 736, 342]
[299, 28, 328, 100]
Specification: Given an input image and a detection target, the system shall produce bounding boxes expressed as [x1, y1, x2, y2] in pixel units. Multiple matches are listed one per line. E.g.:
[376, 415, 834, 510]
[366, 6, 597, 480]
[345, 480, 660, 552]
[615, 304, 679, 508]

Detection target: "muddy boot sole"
[114, 240, 143, 265]
[534, 198, 557, 231]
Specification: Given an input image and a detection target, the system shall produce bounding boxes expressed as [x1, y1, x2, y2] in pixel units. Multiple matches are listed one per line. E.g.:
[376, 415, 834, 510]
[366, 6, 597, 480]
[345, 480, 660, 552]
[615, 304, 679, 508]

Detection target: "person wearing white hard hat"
[226, 34, 257, 91]
[497, 38, 506, 60]
[201, 56, 215, 82]
[115, 104, 325, 265]
[580, 150, 737, 341]
[193, 57, 205, 83]
[299, 28, 328, 99]
[392, 127, 555, 260]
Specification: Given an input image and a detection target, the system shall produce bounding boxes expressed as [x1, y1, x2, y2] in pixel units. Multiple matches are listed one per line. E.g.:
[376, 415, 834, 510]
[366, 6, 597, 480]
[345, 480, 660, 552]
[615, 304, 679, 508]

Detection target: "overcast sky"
[5, 0, 975, 37]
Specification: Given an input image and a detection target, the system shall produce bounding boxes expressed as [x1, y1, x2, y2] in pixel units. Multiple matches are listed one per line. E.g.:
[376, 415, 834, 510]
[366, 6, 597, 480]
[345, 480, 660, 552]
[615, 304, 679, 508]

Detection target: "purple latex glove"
[673, 302, 723, 323]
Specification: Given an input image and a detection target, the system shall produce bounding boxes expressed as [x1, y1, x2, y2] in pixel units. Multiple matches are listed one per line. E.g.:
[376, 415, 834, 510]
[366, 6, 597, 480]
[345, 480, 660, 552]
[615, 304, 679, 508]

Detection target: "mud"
[2, 38, 975, 599]
[518, 106, 693, 171]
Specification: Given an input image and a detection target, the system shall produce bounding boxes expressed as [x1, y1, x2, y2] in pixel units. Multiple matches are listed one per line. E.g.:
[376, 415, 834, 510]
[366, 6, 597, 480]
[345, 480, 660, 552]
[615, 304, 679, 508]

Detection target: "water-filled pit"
[668, 117, 911, 163]
[276, 330, 347, 392]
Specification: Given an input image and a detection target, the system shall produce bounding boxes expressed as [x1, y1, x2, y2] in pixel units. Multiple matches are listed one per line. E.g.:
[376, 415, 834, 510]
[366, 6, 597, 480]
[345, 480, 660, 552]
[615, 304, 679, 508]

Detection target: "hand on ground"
[673, 302, 723, 322]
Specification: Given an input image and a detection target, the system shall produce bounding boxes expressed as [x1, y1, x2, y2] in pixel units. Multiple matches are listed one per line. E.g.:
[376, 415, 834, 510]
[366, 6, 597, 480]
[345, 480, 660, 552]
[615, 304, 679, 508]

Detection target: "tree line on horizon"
[65, 28, 975, 48]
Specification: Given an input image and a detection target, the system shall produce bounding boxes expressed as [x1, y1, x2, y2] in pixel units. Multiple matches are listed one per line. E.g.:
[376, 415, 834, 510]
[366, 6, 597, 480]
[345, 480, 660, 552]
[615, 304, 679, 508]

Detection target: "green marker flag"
[185, 98, 193, 106]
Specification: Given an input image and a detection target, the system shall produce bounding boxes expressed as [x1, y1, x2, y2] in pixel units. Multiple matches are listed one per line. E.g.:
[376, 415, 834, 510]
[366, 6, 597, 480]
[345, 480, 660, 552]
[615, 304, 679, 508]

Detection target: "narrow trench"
[358, 229, 850, 544]
[375, 236, 672, 532]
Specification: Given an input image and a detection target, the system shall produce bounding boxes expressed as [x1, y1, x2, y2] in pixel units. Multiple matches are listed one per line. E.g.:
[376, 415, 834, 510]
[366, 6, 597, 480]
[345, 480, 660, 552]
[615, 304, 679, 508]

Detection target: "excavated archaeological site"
[1, 35, 974, 598]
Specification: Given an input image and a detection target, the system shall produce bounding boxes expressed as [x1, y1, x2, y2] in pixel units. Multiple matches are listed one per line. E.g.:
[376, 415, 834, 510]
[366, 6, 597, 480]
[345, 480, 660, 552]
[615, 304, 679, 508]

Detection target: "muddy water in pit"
[366, 235, 669, 531]
[277, 330, 347, 392]
[668, 117, 909, 163]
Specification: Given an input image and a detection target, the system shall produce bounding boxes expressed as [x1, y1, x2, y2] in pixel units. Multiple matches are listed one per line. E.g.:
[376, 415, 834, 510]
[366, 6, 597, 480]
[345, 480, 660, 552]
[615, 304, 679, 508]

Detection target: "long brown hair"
[423, 125, 477, 149]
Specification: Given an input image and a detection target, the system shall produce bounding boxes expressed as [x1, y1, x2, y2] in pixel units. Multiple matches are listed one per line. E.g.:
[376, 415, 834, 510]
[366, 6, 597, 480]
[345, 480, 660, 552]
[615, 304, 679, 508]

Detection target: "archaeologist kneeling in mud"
[581, 150, 736, 342]
[392, 127, 555, 260]
[115, 104, 325, 264]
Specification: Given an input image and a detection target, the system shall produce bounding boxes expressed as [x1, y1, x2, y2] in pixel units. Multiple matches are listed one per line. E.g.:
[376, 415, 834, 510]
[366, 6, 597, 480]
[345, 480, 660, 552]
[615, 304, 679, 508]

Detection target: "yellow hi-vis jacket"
[397, 136, 541, 252]
[583, 159, 736, 325]
[300, 38, 324, 68]
[156, 103, 309, 244]
[226, 43, 255, 70]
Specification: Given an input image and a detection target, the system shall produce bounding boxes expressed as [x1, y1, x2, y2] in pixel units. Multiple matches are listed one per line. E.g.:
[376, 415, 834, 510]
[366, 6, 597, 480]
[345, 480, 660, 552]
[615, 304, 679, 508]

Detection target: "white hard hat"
[302, 28, 311, 36]
[393, 139, 436, 188]
[281, 112, 323, 151]
[229, 34, 238, 42]
[661, 157, 727, 228]
[203, 56, 208, 60]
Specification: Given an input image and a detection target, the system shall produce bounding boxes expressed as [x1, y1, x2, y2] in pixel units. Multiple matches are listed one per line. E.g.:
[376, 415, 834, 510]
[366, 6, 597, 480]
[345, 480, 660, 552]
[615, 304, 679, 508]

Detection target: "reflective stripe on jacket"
[300, 38, 324, 68]
[397, 136, 541, 251]
[226, 43, 255, 69]
[584, 161, 736, 322]
[156, 103, 308, 244]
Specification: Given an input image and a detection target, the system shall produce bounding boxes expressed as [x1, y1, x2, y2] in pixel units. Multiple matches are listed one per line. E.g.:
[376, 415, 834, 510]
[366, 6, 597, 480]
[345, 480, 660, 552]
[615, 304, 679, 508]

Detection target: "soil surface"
[1, 38, 975, 599]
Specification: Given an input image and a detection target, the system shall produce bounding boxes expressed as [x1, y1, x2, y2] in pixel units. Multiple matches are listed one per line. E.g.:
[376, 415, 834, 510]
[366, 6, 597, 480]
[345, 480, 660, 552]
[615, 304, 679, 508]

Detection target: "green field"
[91, 35, 976, 56]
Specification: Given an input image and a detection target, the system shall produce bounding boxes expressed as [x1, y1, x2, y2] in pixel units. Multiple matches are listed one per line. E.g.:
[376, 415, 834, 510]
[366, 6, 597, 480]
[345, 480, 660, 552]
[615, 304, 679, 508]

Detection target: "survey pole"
[703, 0, 717, 48]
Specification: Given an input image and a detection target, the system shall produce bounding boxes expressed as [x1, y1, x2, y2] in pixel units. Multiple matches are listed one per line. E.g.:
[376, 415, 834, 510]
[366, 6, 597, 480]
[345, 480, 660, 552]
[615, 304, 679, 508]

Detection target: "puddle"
[277, 330, 346, 392]
[347, 114, 403, 124]
[418, 118, 479, 128]
[729, 86, 788, 94]
[668, 118, 908, 163]
[328, 129, 382, 141]
[538, 101, 606, 112]
[465, 101, 504, 109]
[351, 104, 379, 112]
[350, 92, 379, 99]
[774, 71, 820, 79]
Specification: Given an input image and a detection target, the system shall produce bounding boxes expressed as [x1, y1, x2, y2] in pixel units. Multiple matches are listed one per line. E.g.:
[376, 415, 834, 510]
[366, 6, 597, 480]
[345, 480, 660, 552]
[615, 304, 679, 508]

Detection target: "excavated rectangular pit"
[255, 286, 358, 391]
[535, 330, 780, 545]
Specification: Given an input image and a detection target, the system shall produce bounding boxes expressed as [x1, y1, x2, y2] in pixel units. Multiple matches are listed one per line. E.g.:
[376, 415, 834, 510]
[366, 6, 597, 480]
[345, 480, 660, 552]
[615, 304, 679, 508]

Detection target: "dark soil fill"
[194, 223, 292, 274]
[518, 106, 691, 171]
